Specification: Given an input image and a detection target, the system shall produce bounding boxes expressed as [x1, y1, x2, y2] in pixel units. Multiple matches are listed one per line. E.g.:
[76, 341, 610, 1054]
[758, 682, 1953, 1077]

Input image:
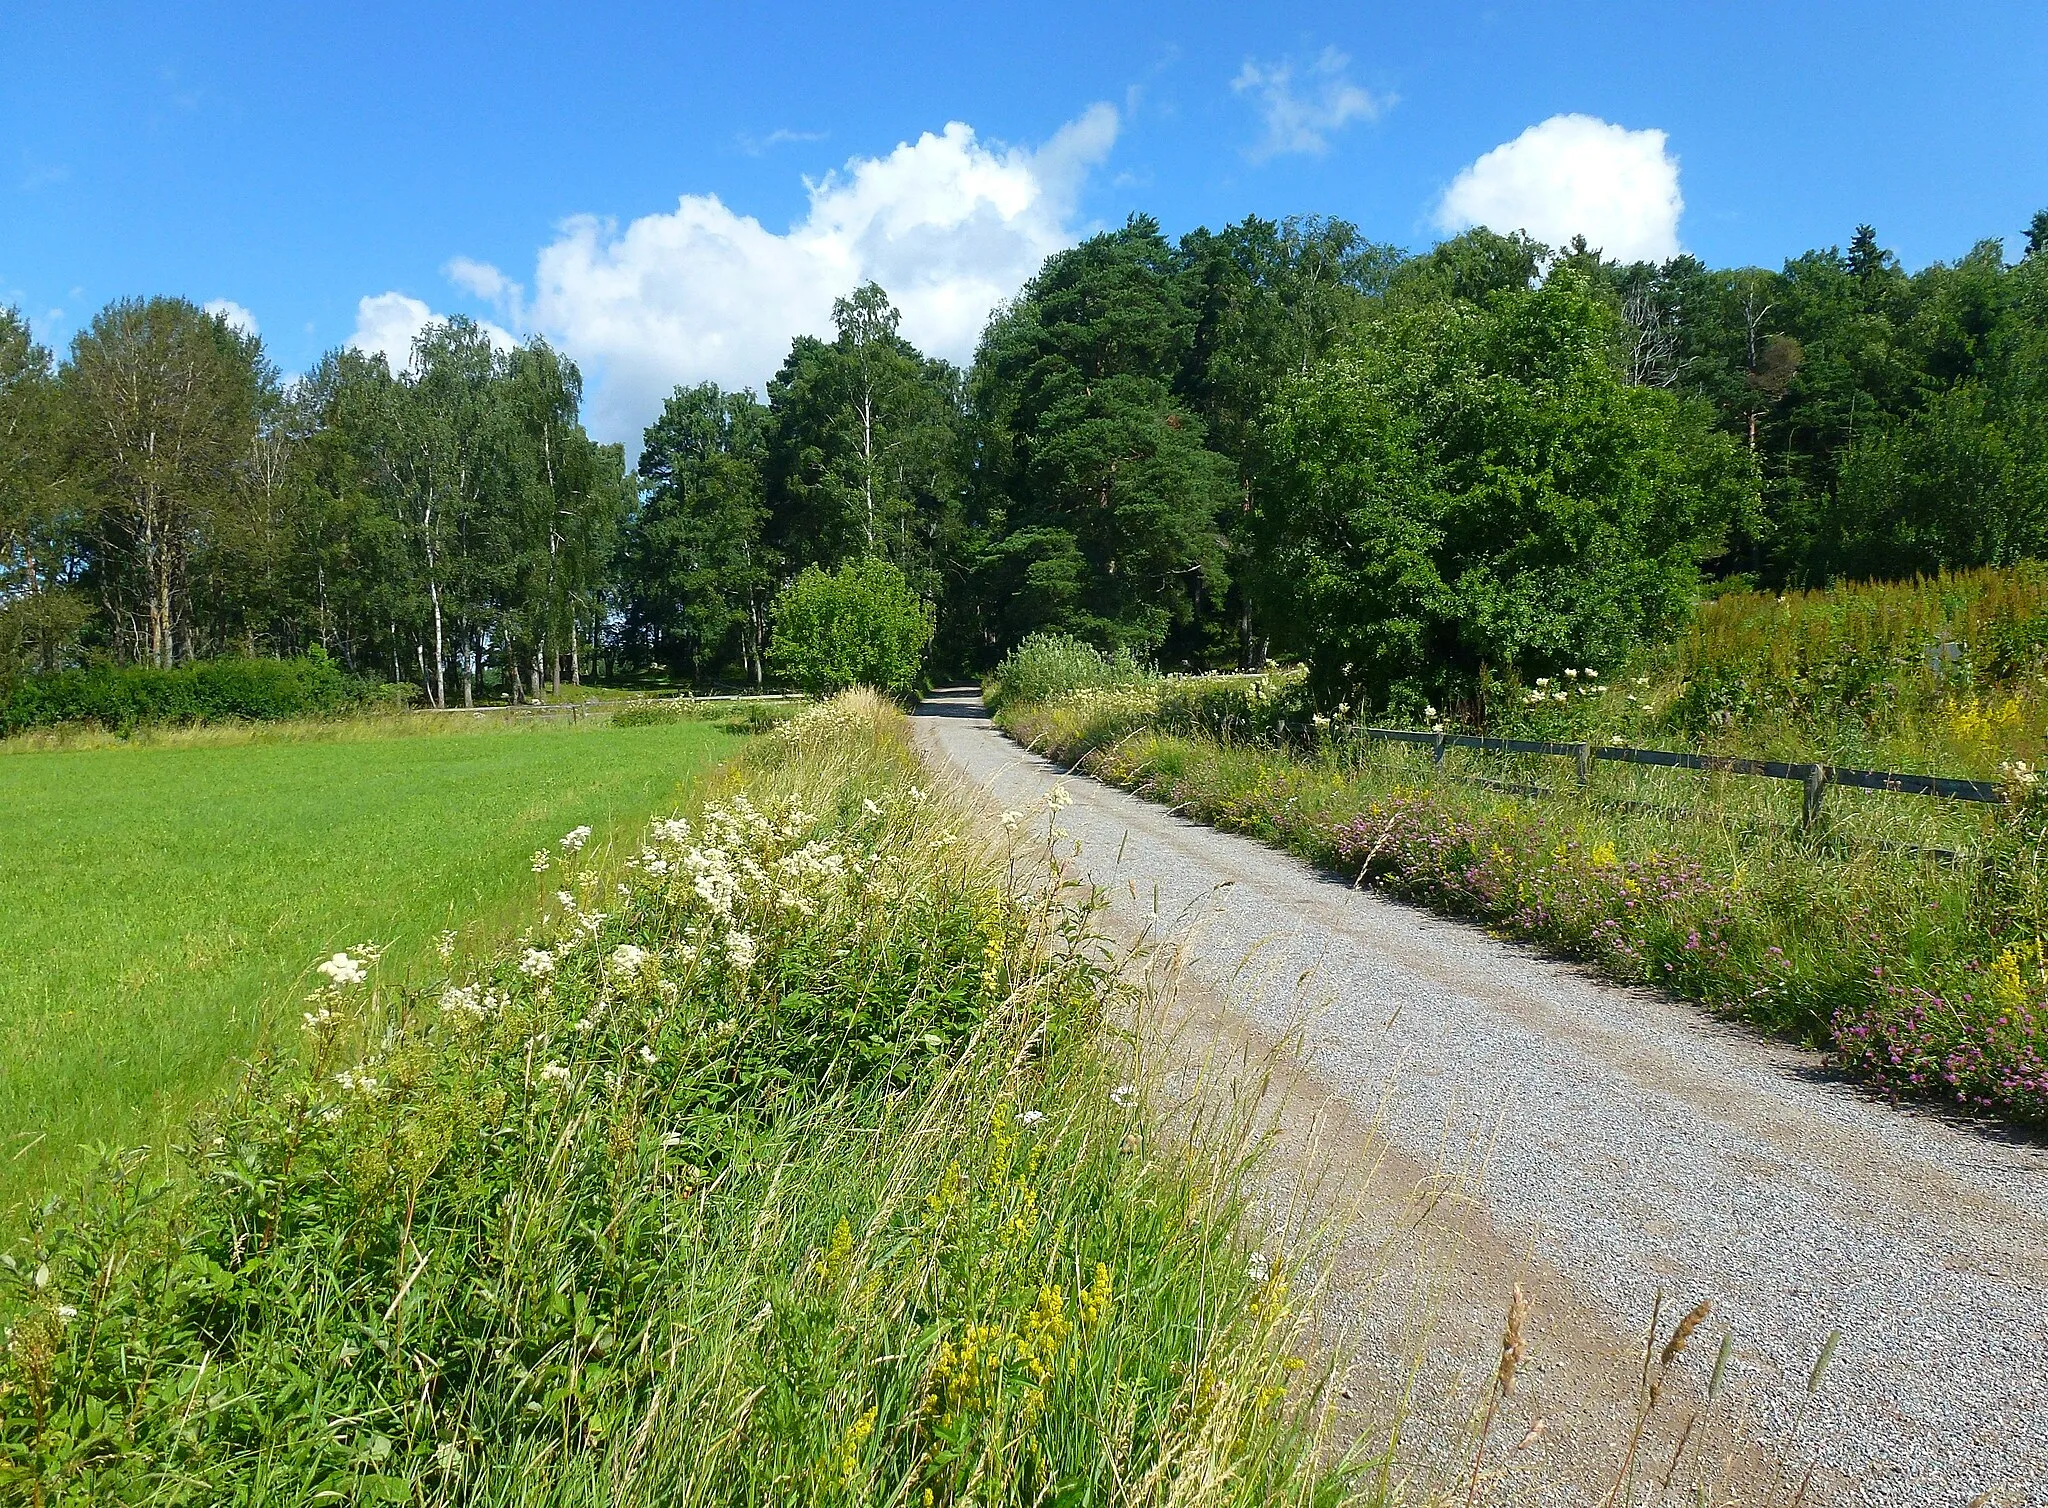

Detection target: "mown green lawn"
[0, 714, 740, 1213]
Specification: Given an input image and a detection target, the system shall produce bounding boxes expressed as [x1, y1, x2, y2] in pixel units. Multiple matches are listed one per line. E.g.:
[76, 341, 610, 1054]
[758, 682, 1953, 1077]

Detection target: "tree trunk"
[570, 618, 581, 687]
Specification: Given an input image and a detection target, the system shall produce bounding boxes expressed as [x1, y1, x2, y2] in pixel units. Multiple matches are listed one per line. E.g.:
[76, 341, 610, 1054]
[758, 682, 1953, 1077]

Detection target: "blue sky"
[5, 1, 2045, 443]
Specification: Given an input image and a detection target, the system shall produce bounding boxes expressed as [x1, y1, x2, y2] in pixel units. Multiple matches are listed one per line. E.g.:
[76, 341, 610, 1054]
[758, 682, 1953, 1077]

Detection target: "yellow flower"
[1077, 1262, 1114, 1332]
[1019, 1283, 1071, 1383]
[833, 1405, 876, 1489]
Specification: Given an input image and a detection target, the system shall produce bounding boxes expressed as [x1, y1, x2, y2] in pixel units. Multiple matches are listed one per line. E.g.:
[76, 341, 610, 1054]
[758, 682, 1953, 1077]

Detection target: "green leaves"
[767, 558, 935, 698]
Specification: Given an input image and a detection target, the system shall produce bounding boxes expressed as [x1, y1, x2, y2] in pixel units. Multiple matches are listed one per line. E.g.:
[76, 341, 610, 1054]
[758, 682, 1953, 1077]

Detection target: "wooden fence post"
[1802, 764, 1830, 830]
[1575, 741, 1592, 788]
[1432, 731, 1446, 767]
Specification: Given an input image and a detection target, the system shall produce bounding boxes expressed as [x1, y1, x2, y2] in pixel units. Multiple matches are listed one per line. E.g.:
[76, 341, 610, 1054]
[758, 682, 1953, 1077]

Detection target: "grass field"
[0, 712, 741, 1214]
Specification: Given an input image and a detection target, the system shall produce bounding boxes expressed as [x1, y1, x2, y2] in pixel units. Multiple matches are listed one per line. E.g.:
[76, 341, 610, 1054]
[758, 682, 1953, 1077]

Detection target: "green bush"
[985, 633, 1154, 711]
[0, 655, 396, 736]
[768, 559, 934, 698]
[610, 701, 688, 728]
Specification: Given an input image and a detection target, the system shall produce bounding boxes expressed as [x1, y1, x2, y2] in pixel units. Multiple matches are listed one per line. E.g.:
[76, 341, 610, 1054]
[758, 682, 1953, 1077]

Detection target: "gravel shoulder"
[915, 693, 2048, 1508]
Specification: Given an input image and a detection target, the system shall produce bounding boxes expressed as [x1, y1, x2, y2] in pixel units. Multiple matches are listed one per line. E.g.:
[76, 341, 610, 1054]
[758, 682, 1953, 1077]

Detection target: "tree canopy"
[6, 203, 2047, 716]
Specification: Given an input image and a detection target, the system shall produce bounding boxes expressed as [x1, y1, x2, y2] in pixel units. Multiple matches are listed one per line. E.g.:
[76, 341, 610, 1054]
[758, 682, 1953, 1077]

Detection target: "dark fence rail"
[1300, 723, 2008, 829]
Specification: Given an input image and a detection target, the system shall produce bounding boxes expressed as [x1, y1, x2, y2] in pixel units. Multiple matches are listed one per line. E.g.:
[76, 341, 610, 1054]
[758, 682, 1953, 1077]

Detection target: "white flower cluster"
[2000, 759, 2040, 790]
[519, 948, 556, 978]
[559, 825, 591, 854]
[315, 950, 370, 988]
[608, 943, 655, 982]
[439, 982, 507, 1022]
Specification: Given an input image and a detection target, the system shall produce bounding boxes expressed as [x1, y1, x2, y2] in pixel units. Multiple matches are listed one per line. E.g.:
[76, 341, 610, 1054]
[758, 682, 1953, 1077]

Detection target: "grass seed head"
[1496, 1282, 1529, 1396]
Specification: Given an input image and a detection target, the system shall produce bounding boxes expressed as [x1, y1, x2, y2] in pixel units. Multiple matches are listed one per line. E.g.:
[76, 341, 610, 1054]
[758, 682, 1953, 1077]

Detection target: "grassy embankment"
[989, 569, 2048, 1130]
[0, 710, 744, 1214]
[0, 694, 1359, 1506]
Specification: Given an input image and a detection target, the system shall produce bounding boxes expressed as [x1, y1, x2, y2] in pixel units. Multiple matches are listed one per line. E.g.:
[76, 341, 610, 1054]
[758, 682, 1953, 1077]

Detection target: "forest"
[3, 209, 2046, 708]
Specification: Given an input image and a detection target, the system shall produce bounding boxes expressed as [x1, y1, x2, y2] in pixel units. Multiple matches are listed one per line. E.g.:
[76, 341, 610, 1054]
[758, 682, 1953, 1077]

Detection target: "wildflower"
[1017, 1109, 1045, 1127]
[1109, 1083, 1136, 1109]
[1564, 668, 1578, 679]
[1584, 668, 1598, 678]
[1553, 692, 1568, 703]
[1424, 705, 1438, 719]
[315, 951, 368, 988]
[1047, 784, 1073, 811]
[335, 1067, 383, 1098]
[1634, 676, 1651, 687]
[725, 930, 757, 973]
[908, 785, 927, 803]
[638, 1044, 658, 1066]
[1535, 677, 1550, 689]
[519, 948, 556, 978]
[862, 797, 881, 817]
[302, 1005, 338, 1033]
[609, 943, 654, 980]
[999, 810, 1022, 832]
[1247, 1251, 1271, 1284]
[540, 1062, 571, 1087]
[1610, 735, 1626, 746]
[560, 825, 591, 853]
[436, 930, 458, 962]
[530, 849, 551, 873]
[555, 889, 577, 910]
[54, 1305, 78, 1322]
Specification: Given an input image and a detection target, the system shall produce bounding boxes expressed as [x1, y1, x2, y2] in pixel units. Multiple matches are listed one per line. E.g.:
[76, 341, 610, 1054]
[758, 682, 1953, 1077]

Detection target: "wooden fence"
[1330, 726, 2006, 831]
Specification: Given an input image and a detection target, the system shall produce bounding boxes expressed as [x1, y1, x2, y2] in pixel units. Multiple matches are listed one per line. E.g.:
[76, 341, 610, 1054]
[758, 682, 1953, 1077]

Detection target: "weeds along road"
[915, 692, 2048, 1508]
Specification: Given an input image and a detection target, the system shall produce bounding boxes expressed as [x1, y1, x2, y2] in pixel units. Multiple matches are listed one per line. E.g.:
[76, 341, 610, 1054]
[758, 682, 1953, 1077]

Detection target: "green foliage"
[1256, 267, 1758, 711]
[768, 558, 935, 697]
[0, 655, 395, 735]
[970, 218, 1236, 654]
[986, 632, 1154, 711]
[624, 382, 776, 681]
[0, 698, 1344, 1505]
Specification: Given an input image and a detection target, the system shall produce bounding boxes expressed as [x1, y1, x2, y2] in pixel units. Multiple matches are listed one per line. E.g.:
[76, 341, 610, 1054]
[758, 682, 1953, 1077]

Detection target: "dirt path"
[914, 693, 2048, 1508]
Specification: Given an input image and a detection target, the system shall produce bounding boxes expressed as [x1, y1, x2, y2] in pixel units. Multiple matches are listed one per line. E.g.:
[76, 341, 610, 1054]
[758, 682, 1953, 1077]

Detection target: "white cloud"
[524, 104, 1119, 443]
[444, 256, 526, 326]
[348, 291, 514, 375]
[203, 298, 259, 337]
[1232, 48, 1389, 162]
[1434, 114, 1683, 263]
[737, 127, 829, 156]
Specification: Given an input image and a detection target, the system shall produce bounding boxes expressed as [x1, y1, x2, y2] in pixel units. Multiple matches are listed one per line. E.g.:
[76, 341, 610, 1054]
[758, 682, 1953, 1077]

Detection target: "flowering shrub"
[0, 692, 1338, 1504]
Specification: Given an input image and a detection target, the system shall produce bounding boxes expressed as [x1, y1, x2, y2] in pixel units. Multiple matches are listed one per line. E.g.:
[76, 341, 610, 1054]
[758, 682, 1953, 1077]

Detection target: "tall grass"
[0, 694, 1359, 1506]
[984, 634, 1156, 713]
[1472, 565, 2048, 777]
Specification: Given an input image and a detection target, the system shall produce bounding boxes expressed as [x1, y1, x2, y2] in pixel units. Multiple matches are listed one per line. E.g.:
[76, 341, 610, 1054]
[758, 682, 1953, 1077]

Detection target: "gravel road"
[915, 693, 2048, 1507]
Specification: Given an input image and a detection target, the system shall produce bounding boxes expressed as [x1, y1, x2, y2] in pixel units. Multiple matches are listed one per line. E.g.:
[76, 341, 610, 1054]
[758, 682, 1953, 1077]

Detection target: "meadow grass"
[0, 694, 1362, 1506]
[0, 711, 742, 1215]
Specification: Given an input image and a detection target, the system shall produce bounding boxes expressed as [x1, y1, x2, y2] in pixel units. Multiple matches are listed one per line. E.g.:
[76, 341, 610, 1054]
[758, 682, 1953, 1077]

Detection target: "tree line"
[6, 208, 2047, 706]
[0, 301, 626, 704]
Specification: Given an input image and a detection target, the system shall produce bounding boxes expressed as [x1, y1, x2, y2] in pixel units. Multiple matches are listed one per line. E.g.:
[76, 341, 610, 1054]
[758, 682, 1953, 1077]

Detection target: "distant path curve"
[915, 692, 2048, 1507]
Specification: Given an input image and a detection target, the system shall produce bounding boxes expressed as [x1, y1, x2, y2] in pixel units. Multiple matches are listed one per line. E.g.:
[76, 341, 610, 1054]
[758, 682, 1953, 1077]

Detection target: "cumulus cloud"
[444, 256, 526, 326]
[520, 104, 1118, 442]
[1232, 48, 1389, 162]
[203, 298, 259, 337]
[1434, 114, 1683, 263]
[348, 290, 514, 375]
